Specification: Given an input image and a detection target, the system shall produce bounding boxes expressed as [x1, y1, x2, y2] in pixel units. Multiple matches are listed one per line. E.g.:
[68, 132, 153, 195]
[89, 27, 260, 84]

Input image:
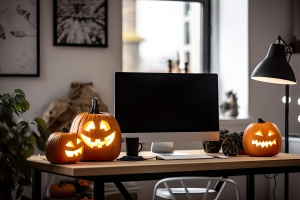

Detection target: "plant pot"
[202, 140, 223, 153]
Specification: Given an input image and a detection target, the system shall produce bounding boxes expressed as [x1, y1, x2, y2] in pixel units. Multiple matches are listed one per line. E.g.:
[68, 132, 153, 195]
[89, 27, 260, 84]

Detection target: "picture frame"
[0, 0, 40, 77]
[53, 0, 108, 48]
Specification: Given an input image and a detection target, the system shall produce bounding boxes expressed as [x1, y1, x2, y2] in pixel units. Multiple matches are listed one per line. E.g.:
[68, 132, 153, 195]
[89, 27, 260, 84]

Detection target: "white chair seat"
[156, 188, 216, 199]
[152, 177, 240, 200]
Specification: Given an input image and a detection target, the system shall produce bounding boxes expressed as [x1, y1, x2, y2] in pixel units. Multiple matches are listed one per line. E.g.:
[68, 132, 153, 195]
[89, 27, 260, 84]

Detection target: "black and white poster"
[0, 0, 39, 76]
[53, 0, 108, 47]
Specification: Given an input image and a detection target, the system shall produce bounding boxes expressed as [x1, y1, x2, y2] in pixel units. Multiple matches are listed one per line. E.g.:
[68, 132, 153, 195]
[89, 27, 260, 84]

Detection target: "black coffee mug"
[126, 137, 143, 157]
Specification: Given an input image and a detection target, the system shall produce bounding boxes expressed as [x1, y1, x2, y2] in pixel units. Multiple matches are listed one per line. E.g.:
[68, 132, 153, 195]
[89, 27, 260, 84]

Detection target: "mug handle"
[138, 143, 143, 152]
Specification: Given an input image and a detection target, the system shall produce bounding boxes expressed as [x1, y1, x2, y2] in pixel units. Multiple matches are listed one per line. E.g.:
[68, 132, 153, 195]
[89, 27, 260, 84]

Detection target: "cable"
[264, 173, 279, 200]
[38, 153, 48, 161]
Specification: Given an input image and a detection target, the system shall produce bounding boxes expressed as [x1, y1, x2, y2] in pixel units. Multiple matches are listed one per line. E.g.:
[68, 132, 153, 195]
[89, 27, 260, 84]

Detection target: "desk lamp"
[251, 35, 297, 200]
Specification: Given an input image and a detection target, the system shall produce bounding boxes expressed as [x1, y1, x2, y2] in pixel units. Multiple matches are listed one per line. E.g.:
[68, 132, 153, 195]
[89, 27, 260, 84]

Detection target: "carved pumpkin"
[45, 127, 84, 164]
[243, 118, 282, 157]
[70, 97, 122, 161]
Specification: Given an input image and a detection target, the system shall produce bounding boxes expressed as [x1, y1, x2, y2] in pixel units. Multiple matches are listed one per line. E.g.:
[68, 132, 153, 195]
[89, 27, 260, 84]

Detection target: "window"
[122, 0, 249, 120]
[122, 0, 210, 73]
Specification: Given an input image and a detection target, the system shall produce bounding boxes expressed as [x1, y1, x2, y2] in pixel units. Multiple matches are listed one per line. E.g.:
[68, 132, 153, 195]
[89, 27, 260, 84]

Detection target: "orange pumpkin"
[70, 97, 122, 161]
[45, 127, 84, 164]
[49, 183, 76, 198]
[243, 118, 282, 157]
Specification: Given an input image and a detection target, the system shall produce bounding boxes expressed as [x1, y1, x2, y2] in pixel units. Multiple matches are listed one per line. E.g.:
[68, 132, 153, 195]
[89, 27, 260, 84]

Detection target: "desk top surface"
[28, 150, 300, 177]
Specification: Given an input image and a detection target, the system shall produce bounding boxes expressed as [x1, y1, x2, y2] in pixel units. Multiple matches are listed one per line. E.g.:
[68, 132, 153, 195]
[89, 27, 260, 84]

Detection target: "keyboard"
[156, 154, 214, 160]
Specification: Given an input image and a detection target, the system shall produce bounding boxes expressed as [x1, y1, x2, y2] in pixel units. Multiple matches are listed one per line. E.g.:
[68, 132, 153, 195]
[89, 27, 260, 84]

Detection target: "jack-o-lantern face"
[45, 128, 84, 164]
[65, 138, 84, 157]
[70, 97, 122, 161]
[243, 118, 282, 157]
[80, 120, 116, 148]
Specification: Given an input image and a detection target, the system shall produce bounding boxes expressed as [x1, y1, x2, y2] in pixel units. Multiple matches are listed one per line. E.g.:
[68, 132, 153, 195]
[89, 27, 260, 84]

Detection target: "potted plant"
[220, 90, 239, 117]
[0, 89, 49, 199]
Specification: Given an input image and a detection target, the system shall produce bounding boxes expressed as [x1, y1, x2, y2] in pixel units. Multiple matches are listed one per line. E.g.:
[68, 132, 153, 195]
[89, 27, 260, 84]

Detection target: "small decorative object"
[243, 118, 282, 157]
[220, 90, 239, 117]
[70, 97, 122, 161]
[203, 129, 228, 153]
[237, 131, 247, 155]
[45, 127, 84, 164]
[42, 82, 108, 133]
[222, 132, 240, 156]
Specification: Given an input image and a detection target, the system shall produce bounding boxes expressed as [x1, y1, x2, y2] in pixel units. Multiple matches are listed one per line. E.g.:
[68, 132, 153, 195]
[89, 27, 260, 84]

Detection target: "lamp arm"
[276, 35, 292, 62]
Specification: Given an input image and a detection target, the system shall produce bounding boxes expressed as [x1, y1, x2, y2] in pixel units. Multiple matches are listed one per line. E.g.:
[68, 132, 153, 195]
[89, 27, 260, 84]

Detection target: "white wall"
[249, 0, 294, 132]
[0, 0, 122, 120]
[249, 1, 296, 199]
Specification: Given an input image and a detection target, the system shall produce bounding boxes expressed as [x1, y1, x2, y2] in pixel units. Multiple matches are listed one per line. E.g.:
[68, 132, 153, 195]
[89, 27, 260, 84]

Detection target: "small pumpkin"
[45, 127, 84, 164]
[243, 118, 282, 157]
[70, 97, 122, 161]
[49, 182, 76, 198]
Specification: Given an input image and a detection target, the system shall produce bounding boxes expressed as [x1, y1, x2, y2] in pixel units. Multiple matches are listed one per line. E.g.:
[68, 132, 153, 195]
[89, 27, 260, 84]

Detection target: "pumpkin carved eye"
[255, 131, 263, 136]
[83, 121, 95, 131]
[100, 120, 110, 131]
[268, 131, 275, 136]
[66, 141, 75, 148]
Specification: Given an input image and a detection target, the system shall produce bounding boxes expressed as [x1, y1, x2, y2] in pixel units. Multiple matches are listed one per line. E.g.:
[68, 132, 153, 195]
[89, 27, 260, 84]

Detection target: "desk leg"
[94, 178, 105, 200]
[114, 182, 134, 200]
[31, 169, 41, 200]
[285, 173, 289, 200]
[247, 175, 255, 200]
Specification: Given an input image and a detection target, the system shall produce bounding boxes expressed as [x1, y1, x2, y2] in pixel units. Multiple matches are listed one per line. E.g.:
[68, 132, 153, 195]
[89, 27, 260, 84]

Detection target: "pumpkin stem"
[90, 97, 100, 114]
[61, 127, 69, 133]
[258, 118, 266, 124]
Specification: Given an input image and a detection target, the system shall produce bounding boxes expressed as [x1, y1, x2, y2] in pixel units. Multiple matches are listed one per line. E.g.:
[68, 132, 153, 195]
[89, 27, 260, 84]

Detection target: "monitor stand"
[151, 142, 174, 154]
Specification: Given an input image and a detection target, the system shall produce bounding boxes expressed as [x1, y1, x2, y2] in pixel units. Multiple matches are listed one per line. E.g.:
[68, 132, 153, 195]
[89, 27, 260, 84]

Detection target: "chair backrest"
[152, 177, 240, 200]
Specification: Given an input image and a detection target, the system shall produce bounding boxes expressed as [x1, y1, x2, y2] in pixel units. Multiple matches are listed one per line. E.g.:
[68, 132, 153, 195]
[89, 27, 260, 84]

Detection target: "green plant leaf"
[23, 143, 35, 158]
[35, 136, 46, 151]
[14, 89, 25, 96]
[21, 100, 30, 112]
[14, 93, 25, 103]
[26, 134, 36, 146]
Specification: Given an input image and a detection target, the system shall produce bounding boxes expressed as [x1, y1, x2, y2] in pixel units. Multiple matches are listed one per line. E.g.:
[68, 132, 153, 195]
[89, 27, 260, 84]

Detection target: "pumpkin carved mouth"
[65, 147, 83, 157]
[251, 139, 276, 148]
[80, 132, 115, 148]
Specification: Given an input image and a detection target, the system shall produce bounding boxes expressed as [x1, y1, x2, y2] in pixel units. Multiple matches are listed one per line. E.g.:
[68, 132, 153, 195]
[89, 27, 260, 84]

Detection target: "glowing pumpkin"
[45, 127, 84, 163]
[243, 118, 282, 157]
[70, 97, 122, 161]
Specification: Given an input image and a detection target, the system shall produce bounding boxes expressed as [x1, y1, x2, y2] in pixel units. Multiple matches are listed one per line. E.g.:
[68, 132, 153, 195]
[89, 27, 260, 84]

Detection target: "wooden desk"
[28, 150, 300, 200]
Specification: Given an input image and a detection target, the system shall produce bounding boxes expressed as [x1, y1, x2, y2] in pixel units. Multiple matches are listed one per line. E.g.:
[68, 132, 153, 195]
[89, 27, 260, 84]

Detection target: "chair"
[152, 177, 240, 200]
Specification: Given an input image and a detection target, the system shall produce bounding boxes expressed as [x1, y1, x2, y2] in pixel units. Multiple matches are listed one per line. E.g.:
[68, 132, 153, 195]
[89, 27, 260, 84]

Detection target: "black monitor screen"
[114, 72, 219, 133]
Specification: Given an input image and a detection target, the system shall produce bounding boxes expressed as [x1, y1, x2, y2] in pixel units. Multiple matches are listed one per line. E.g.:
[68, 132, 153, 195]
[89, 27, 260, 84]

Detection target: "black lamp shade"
[251, 43, 296, 85]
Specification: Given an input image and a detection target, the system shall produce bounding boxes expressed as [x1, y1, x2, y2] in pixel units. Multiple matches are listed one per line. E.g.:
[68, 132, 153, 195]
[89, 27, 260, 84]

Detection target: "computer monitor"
[114, 72, 219, 153]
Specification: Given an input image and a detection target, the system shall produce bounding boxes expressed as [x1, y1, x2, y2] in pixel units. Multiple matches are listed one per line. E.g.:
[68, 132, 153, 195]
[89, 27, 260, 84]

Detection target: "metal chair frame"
[152, 177, 240, 200]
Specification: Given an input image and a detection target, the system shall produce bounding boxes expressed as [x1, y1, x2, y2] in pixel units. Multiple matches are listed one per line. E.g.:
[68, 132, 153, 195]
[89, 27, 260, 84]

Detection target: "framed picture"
[0, 0, 40, 77]
[53, 0, 108, 48]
